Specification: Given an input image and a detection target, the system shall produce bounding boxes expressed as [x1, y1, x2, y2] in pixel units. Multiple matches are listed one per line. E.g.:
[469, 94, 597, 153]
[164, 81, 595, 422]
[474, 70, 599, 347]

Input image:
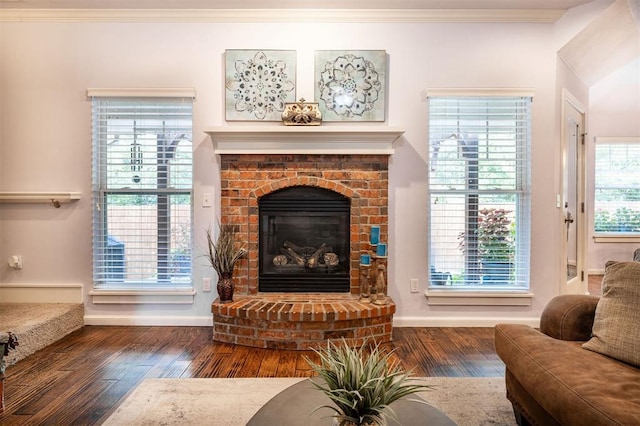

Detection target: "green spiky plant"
[304, 339, 432, 426]
[205, 224, 247, 277]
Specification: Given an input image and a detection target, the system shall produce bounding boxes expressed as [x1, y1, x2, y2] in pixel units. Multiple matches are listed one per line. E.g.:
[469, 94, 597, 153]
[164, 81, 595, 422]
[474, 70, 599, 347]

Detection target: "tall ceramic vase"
[217, 272, 234, 303]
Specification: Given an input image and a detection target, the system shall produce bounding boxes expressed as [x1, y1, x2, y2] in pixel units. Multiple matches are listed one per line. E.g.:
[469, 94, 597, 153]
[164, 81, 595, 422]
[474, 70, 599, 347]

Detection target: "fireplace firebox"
[259, 186, 350, 292]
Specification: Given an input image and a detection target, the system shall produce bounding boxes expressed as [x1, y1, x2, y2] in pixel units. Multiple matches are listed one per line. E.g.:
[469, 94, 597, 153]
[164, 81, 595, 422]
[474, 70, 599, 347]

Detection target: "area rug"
[103, 377, 516, 426]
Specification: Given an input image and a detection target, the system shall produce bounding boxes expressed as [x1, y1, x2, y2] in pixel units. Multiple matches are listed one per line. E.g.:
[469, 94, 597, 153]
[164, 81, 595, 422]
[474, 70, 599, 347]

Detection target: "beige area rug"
[0, 303, 84, 364]
[103, 377, 516, 426]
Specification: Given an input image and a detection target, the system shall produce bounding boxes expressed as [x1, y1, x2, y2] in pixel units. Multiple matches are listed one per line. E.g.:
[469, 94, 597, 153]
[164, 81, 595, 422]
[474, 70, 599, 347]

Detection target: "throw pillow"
[582, 261, 640, 367]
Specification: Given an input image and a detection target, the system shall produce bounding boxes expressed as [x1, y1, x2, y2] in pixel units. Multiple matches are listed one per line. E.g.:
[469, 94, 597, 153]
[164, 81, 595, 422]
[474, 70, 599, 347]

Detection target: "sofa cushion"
[540, 294, 599, 341]
[582, 261, 640, 367]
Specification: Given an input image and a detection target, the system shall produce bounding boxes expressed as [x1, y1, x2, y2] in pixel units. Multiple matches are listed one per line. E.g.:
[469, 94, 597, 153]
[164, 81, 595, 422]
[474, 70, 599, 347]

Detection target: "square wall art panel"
[225, 50, 297, 121]
[315, 50, 386, 122]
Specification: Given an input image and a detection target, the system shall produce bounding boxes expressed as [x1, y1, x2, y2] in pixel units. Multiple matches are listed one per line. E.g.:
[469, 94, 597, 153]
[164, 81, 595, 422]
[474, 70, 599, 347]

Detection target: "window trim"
[593, 136, 640, 242]
[426, 88, 535, 99]
[424, 289, 534, 306]
[426, 90, 533, 296]
[91, 91, 195, 298]
[88, 289, 196, 305]
[87, 88, 196, 99]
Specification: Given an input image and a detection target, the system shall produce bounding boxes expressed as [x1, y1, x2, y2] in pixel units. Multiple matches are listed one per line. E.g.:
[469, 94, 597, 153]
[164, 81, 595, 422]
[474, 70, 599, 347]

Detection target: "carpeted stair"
[0, 303, 84, 365]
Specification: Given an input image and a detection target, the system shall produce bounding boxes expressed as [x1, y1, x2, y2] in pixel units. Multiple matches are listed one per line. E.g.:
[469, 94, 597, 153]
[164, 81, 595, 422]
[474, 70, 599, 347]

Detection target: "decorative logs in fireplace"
[276, 241, 339, 269]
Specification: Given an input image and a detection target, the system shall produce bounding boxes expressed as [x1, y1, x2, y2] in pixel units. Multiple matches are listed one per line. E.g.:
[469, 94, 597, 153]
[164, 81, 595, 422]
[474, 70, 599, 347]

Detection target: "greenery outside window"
[91, 93, 193, 290]
[594, 137, 640, 236]
[427, 92, 531, 289]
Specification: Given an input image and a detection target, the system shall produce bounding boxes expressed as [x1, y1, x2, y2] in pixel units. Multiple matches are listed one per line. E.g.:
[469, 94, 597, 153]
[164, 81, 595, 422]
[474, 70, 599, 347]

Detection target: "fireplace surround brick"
[220, 153, 389, 296]
[213, 153, 393, 349]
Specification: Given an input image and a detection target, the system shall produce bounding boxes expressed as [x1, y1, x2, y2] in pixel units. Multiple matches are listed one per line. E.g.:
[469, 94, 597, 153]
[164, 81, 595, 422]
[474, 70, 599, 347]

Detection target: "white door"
[561, 93, 587, 294]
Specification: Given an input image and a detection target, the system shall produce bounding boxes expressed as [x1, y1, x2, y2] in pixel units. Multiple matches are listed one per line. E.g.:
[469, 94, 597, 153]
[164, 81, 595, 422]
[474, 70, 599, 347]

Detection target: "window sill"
[89, 289, 196, 305]
[424, 289, 533, 306]
[593, 234, 640, 243]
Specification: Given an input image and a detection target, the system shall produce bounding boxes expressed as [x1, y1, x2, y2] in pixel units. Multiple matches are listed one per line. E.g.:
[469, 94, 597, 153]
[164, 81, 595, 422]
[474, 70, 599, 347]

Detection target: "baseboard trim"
[85, 314, 537, 328]
[84, 315, 213, 326]
[393, 315, 540, 328]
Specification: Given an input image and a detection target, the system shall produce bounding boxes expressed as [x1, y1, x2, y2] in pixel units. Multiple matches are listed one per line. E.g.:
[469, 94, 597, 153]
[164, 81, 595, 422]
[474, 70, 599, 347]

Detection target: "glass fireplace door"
[259, 187, 350, 292]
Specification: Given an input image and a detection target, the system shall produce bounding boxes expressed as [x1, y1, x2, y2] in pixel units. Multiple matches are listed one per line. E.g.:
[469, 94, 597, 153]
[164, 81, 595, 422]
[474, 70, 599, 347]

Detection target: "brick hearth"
[212, 294, 396, 350]
[208, 131, 400, 349]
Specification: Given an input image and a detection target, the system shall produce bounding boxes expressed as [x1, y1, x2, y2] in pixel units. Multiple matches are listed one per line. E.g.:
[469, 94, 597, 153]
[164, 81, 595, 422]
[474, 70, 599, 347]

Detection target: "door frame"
[560, 89, 588, 295]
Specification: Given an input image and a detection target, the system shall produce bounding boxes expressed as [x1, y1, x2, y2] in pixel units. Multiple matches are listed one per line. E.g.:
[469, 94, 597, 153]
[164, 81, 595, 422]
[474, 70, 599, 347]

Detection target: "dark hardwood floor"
[2, 277, 604, 425]
[1, 326, 503, 425]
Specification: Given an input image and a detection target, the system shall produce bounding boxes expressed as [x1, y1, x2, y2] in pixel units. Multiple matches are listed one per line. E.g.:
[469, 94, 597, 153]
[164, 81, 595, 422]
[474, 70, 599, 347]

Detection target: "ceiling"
[0, 0, 594, 10]
[559, 0, 639, 85]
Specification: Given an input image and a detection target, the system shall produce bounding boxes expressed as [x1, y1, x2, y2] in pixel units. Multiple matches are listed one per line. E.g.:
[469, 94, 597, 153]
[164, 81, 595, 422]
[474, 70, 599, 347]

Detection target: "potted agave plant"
[304, 339, 431, 426]
[205, 224, 247, 303]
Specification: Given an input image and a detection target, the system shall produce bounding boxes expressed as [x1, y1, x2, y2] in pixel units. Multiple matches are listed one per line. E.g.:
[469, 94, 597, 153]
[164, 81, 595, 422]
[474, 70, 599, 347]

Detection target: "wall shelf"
[0, 191, 82, 208]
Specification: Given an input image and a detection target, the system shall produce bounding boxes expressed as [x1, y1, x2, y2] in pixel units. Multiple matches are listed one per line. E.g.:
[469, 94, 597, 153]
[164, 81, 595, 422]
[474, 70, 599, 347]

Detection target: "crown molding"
[0, 8, 566, 23]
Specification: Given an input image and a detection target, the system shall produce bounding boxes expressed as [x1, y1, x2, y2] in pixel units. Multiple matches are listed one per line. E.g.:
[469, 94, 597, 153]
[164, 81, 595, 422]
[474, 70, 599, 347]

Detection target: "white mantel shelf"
[205, 126, 405, 155]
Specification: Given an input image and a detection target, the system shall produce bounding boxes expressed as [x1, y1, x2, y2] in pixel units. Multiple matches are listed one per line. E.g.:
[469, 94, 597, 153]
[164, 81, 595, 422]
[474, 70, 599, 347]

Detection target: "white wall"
[0, 19, 595, 325]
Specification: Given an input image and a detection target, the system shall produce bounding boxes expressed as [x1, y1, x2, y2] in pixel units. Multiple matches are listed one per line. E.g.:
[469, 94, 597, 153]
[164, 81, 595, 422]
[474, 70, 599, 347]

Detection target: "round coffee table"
[247, 378, 456, 425]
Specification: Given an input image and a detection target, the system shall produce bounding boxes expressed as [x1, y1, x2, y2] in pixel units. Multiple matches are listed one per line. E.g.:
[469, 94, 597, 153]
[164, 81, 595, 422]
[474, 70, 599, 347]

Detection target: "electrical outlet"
[202, 277, 212, 292]
[202, 192, 212, 208]
[8, 255, 22, 269]
[410, 278, 419, 293]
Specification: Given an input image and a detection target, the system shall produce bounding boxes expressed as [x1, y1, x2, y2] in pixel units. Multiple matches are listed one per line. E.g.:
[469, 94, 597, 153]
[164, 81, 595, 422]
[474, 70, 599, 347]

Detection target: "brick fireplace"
[207, 126, 403, 350]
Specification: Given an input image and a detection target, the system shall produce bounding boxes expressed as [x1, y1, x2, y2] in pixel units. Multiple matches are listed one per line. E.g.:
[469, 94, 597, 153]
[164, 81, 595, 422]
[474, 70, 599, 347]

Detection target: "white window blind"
[92, 96, 193, 290]
[594, 137, 640, 234]
[428, 95, 531, 289]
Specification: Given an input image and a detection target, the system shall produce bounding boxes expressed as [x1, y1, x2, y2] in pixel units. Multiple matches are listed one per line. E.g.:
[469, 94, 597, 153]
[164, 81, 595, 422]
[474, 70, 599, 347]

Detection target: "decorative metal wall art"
[315, 50, 386, 122]
[225, 50, 296, 121]
[281, 98, 322, 126]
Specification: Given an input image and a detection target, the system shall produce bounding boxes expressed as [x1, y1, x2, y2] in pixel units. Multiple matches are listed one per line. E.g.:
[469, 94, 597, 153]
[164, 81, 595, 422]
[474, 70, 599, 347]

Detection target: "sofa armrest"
[539, 294, 599, 341]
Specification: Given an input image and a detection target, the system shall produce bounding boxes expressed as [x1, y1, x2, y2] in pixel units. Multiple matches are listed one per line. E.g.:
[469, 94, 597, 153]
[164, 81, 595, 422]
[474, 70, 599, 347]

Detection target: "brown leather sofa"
[495, 294, 640, 426]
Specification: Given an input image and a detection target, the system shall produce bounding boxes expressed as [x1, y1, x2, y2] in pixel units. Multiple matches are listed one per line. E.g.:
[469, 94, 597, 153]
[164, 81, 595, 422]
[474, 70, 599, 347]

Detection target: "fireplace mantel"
[205, 125, 404, 155]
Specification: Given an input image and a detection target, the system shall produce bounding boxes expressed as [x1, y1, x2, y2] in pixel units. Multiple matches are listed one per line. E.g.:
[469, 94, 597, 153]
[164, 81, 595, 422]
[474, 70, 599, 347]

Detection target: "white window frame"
[425, 89, 533, 305]
[88, 88, 196, 304]
[593, 136, 640, 243]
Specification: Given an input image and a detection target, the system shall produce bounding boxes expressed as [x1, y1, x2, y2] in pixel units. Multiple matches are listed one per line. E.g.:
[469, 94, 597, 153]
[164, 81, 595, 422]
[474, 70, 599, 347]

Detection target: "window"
[427, 93, 531, 289]
[594, 137, 640, 235]
[91, 94, 193, 290]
